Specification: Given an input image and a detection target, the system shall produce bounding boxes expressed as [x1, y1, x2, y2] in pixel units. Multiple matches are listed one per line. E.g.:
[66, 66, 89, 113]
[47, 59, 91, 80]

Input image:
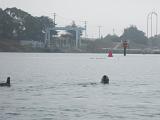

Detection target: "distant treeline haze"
[0, 7, 160, 52]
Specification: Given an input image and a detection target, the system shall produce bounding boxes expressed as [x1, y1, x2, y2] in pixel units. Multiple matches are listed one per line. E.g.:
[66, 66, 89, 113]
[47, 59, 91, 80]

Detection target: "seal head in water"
[0, 77, 11, 87]
[101, 75, 109, 84]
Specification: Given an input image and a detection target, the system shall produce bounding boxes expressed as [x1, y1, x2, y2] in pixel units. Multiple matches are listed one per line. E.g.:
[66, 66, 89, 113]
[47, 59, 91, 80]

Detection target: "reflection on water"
[0, 53, 160, 120]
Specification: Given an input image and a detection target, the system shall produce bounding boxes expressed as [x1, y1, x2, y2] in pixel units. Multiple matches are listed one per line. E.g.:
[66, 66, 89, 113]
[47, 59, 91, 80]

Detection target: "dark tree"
[0, 7, 56, 41]
[120, 25, 148, 44]
[37, 16, 57, 36]
[0, 8, 15, 39]
[103, 34, 120, 42]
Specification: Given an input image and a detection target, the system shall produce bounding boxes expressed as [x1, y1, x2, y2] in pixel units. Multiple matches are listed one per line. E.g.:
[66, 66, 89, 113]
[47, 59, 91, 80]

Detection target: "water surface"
[0, 53, 160, 120]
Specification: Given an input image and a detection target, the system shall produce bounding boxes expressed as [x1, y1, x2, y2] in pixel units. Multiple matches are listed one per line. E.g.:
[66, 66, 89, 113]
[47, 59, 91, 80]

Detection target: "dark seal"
[0, 77, 11, 87]
[101, 75, 109, 84]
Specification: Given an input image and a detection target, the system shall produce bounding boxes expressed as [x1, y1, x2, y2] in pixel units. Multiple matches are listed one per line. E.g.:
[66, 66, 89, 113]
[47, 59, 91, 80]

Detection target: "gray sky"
[0, 0, 160, 38]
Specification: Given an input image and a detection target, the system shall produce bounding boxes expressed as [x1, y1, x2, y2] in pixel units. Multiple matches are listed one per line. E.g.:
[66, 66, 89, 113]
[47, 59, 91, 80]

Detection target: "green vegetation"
[0, 7, 54, 41]
[120, 26, 148, 45]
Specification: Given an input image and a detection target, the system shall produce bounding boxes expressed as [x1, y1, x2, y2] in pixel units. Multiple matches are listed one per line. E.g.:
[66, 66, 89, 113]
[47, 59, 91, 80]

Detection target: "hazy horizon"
[0, 0, 160, 38]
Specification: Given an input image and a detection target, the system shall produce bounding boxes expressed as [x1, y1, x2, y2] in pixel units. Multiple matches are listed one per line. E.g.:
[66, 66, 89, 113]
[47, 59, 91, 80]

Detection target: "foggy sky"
[0, 0, 160, 38]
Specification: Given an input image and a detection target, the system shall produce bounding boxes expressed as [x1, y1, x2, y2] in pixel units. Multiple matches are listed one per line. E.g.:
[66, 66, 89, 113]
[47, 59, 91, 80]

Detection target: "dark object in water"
[101, 75, 109, 84]
[0, 77, 11, 87]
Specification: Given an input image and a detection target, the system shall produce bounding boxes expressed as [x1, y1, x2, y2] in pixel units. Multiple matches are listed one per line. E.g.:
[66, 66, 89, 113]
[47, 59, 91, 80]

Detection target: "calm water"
[0, 53, 160, 120]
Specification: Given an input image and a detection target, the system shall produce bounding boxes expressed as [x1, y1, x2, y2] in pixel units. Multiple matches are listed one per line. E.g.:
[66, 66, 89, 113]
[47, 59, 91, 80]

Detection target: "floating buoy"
[108, 50, 113, 57]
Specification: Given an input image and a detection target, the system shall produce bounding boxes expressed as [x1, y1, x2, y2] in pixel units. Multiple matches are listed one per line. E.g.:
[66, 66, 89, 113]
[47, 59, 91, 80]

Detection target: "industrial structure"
[44, 13, 86, 49]
[45, 26, 86, 49]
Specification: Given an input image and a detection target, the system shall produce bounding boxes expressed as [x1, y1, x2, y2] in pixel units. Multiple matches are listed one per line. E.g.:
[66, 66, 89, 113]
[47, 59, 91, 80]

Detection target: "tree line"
[0, 7, 82, 42]
[86, 25, 160, 52]
[0, 7, 56, 41]
[1, 7, 160, 52]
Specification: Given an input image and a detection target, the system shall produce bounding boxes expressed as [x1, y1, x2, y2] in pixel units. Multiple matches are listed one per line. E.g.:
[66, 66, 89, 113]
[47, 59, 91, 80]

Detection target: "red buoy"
[108, 50, 113, 57]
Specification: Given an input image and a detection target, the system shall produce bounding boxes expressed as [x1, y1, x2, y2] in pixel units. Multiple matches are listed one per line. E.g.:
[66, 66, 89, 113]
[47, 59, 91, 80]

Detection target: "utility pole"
[84, 21, 87, 39]
[81, 21, 87, 39]
[53, 13, 56, 27]
[113, 28, 115, 35]
[98, 26, 102, 39]
[53, 13, 56, 48]
[151, 13, 153, 37]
